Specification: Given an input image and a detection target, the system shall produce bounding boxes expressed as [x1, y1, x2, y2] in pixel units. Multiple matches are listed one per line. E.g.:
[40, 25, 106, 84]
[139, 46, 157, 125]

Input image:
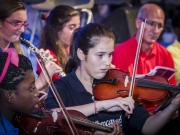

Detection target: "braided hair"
[0, 50, 33, 135]
[0, 52, 33, 90]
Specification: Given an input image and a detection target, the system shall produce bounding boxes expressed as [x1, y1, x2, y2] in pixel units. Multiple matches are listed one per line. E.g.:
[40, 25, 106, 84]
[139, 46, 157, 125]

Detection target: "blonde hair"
[13, 42, 24, 55]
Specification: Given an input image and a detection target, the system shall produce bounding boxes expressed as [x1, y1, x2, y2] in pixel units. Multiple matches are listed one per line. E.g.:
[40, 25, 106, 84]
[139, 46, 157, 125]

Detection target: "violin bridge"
[124, 75, 129, 87]
[52, 110, 58, 122]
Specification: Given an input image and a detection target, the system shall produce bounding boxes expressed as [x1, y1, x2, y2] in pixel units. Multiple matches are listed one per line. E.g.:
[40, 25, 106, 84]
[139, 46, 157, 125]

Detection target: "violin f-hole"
[117, 90, 129, 97]
[47, 125, 62, 134]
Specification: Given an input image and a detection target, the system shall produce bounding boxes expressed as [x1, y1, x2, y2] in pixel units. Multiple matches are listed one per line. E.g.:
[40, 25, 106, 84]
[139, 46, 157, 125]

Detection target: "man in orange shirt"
[112, 4, 176, 113]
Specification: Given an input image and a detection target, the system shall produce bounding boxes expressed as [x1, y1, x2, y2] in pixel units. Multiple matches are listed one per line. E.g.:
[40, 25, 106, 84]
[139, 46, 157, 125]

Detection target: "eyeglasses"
[139, 18, 164, 30]
[4, 20, 29, 29]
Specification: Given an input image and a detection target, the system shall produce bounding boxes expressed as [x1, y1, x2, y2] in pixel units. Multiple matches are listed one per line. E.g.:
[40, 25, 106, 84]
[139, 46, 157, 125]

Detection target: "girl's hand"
[38, 49, 63, 77]
[39, 49, 57, 62]
[94, 120, 124, 135]
[109, 63, 116, 69]
[45, 61, 63, 77]
[103, 97, 135, 114]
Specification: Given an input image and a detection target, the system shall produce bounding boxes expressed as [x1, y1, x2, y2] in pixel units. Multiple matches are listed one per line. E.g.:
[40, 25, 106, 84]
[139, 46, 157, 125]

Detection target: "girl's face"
[83, 37, 114, 80]
[0, 10, 27, 45]
[11, 70, 39, 114]
[58, 15, 80, 47]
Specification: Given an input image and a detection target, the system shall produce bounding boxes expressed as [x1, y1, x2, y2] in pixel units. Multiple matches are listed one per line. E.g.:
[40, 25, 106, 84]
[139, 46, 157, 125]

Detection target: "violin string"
[37, 57, 75, 133]
[45, 110, 112, 131]
[69, 115, 112, 131]
[20, 38, 77, 135]
[138, 79, 180, 91]
[35, 53, 77, 135]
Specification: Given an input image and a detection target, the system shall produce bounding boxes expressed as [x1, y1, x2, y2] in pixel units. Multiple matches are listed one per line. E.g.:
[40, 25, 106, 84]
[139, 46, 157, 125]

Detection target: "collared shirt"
[0, 44, 13, 52]
[167, 40, 180, 83]
[112, 35, 176, 85]
[0, 114, 19, 135]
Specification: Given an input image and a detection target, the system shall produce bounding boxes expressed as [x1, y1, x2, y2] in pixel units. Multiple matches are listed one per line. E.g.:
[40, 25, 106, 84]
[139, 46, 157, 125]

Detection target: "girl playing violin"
[45, 23, 180, 135]
[0, 49, 39, 135]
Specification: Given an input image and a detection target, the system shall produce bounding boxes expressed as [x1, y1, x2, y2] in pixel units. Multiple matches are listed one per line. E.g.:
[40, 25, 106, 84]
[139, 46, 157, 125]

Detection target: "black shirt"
[45, 70, 150, 135]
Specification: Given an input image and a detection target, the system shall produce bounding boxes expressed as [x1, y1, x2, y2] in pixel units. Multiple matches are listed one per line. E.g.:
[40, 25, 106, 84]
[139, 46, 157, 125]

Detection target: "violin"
[13, 108, 113, 135]
[92, 69, 180, 108]
[20, 38, 79, 134]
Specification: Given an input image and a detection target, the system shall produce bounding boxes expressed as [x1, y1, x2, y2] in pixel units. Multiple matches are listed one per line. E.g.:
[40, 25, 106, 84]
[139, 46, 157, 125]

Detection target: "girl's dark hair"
[39, 5, 80, 70]
[65, 23, 115, 74]
[0, 0, 25, 21]
[0, 52, 33, 90]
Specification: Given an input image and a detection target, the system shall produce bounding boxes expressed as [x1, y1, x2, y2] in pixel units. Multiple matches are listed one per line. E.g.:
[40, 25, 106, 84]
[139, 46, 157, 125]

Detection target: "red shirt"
[37, 49, 60, 80]
[112, 35, 176, 85]
[112, 35, 176, 112]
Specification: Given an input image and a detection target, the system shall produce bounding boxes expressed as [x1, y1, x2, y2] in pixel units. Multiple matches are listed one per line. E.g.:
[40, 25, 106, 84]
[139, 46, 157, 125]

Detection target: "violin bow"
[20, 38, 79, 135]
[129, 18, 147, 98]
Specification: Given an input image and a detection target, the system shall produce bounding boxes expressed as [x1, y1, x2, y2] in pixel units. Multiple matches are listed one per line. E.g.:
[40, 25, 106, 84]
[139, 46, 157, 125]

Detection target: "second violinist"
[45, 23, 180, 135]
[0, 49, 39, 135]
[112, 3, 176, 113]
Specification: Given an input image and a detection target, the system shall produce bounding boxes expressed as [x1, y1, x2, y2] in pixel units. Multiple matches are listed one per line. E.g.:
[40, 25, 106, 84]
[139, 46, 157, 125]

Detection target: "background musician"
[0, 0, 62, 92]
[37, 5, 80, 80]
[167, 11, 180, 84]
[112, 3, 176, 113]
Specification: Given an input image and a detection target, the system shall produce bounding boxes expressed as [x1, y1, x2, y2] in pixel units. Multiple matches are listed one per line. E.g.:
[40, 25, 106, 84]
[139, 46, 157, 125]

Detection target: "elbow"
[141, 126, 158, 135]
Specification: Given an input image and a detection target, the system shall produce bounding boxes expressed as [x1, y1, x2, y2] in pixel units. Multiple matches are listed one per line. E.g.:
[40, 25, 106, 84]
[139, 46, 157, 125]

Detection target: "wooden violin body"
[92, 69, 180, 107]
[14, 109, 113, 135]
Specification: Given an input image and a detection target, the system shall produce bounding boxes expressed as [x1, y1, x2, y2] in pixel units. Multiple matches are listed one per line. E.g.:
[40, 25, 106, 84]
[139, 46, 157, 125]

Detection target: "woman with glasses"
[0, 0, 62, 93]
[112, 3, 176, 113]
[37, 5, 80, 80]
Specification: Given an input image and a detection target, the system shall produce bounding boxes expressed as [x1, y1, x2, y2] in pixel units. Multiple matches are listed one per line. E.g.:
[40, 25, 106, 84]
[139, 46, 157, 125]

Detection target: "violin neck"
[137, 79, 180, 91]
[71, 116, 113, 133]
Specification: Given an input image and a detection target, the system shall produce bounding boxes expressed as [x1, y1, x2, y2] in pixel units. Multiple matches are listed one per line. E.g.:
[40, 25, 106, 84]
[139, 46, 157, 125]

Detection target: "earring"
[8, 97, 12, 103]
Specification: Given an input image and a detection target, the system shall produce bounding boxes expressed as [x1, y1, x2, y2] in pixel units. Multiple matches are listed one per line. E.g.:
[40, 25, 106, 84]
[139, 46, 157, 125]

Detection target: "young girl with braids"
[0, 48, 39, 134]
[0, 0, 62, 92]
[45, 23, 180, 135]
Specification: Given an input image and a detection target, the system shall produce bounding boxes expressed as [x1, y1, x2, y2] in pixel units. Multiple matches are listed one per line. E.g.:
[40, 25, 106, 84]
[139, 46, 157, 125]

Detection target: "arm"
[165, 49, 177, 85]
[167, 46, 180, 83]
[53, 97, 135, 117]
[142, 94, 180, 135]
[45, 78, 135, 116]
[35, 61, 63, 92]
[21, 45, 63, 92]
[52, 97, 133, 135]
